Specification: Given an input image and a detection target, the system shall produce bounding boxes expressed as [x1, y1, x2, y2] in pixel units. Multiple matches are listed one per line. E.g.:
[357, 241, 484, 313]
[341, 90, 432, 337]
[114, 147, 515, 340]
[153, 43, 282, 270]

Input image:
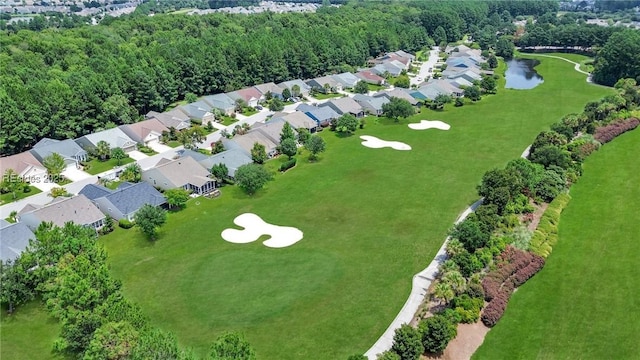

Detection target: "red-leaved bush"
[594, 118, 640, 144]
[481, 293, 509, 327]
[480, 246, 546, 327]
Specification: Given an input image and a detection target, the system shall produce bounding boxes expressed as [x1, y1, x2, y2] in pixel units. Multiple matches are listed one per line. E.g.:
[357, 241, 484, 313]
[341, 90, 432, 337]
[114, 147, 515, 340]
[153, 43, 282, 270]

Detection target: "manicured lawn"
[221, 116, 238, 126]
[368, 83, 386, 91]
[0, 301, 67, 360]
[95, 57, 612, 359]
[312, 92, 343, 100]
[166, 140, 181, 148]
[524, 52, 596, 73]
[474, 128, 640, 360]
[241, 107, 258, 116]
[0, 186, 42, 205]
[7, 56, 612, 359]
[83, 157, 135, 175]
[105, 180, 123, 190]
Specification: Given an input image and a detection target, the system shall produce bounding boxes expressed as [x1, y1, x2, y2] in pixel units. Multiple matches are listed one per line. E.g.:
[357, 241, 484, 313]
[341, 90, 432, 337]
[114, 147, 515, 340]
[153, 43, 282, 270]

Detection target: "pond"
[504, 58, 544, 89]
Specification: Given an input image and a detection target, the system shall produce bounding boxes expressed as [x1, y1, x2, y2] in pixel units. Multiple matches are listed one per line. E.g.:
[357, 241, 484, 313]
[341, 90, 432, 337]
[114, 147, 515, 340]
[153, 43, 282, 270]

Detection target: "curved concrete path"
[364, 198, 484, 359]
[364, 148, 533, 359]
[523, 53, 593, 82]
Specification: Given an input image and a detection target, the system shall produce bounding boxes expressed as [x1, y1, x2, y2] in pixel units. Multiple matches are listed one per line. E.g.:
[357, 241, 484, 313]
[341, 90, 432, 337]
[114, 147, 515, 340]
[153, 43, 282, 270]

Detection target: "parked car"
[255, 105, 263, 110]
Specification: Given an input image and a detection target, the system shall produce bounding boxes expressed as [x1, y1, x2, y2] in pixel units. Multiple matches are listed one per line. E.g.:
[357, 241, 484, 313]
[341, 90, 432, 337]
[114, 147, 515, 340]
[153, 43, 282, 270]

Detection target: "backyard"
[473, 128, 640, 359]
[0, 55, 614, 359]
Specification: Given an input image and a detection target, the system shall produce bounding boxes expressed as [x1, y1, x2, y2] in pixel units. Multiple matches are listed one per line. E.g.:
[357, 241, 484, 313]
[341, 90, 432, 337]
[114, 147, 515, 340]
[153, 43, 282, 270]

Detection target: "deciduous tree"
[335, 114, 359, 134]
[164, 188, 190, 210]
[418, 315, 457, 354]
[235, 164, 273, 195]
[382, 97, 415, 122]
[279, 137, 297, 159]
[251, 142, 267, 164]
[354, 80, 369, 94]
[304, 135, 326, 161]
[391, 324, 424, 360]
[209, 332, 256, 360]
[134, 204, 167, 241]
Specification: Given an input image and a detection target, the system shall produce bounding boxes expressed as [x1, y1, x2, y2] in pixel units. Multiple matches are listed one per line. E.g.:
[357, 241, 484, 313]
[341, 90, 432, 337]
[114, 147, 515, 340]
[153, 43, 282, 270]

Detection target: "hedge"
[119, 218, 134, 229]
[529, 193, 571, 257]
[279, 157, 297, 172]
[593, 117, 639, 144]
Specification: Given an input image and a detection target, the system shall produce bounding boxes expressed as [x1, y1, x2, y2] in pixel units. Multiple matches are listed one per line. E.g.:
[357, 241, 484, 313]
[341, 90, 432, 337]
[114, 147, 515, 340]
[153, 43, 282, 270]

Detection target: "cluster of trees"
[516, 22, 623, 49]
[592, 30, 640, 86]
[1, 2, 435, 155]
[0, 223, 256, 358]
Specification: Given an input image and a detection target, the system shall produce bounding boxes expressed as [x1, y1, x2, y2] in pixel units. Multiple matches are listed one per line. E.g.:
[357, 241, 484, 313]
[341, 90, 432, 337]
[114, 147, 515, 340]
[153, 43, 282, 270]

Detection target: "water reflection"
[504, 59, 544, 89]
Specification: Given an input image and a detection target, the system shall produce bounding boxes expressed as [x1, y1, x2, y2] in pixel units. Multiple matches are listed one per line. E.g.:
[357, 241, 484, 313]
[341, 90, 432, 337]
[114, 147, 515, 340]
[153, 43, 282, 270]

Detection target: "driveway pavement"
[127, 150, 149, 161]
[62, 166, 92, 182]
[149, 142, 173, 153]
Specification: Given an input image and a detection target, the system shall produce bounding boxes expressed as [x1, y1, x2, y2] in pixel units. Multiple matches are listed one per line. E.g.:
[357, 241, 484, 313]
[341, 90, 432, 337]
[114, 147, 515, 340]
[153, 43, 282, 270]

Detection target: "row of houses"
[0, 118, 174, 183]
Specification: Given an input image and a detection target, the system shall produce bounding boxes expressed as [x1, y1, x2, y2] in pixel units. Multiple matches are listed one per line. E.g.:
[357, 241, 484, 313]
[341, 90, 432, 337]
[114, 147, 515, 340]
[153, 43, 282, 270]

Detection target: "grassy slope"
[2, 56, 612, 360]
[474, 128, 640, 359]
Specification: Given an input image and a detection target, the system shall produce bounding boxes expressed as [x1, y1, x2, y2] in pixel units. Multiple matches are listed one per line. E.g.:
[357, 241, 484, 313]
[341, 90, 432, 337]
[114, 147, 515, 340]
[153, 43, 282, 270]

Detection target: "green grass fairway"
[2, 56, 613, 360]
[0, 302, 67, 360]
[474, 128, 640, 360]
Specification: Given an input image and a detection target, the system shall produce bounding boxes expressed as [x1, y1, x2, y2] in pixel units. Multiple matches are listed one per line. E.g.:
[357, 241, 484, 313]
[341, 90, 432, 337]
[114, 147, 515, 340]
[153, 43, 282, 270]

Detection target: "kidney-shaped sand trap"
[360, 135, 411, 151]
[221, 213, 303, 248]
[408, 120, 451, 131]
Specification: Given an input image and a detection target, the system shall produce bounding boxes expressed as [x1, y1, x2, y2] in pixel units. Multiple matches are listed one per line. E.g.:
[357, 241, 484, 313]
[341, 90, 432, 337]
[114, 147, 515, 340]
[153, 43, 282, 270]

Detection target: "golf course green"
[0, 55, 613, 359]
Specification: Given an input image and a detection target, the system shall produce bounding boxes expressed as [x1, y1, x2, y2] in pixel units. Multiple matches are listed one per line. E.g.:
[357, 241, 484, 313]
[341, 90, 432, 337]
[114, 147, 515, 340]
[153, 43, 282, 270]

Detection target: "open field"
[474, 128, 640, 359]
[0, 56, 613, 359]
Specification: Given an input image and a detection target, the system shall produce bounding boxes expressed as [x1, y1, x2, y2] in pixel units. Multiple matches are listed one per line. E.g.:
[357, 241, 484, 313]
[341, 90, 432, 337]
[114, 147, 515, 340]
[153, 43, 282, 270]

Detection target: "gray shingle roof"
[20, 195, 105, 228]
[79, 183, 113, 200]
[0, 222, 35, 262]
[102, 182, 166, 215]
[30, 138, 87, 163]
[203, 149, 253, 177]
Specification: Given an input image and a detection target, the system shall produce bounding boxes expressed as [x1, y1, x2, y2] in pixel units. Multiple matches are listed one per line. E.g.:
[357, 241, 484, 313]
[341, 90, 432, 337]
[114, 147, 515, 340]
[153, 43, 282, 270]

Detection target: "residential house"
[443, 69, 482, 83]
[202, 93, 236, 116]
[296, 103, 340, 127]
[353, 94, 390, 116]
[331, 72, 360, 89]
[448, 77, 474, 89]
[251, 117, 296, 145]
[75, 128, 137, 153]
[0, 151, 47, 181]
[223, 131, 279, 158]
[371, 62, 403, 77]
[118, 118, 169, 147]
[272, 111, 318, 133]
[277, 79, 311, 97]
[355, 70, 386, 85]
[145, 110, 191, 131]
[79, 182, 166, 221]
[18, 195, 106, 231]
[306, 76, 342, 93]
[142, 157, 215, 195]
[30, 138, 89, 167]
[254, 82, 285, 100]
[374, 89, 419, 106]
[0, 220, 35, 262]
[417, 80, 464, 98]
[320, 97, 365, 118]
[178, 148, 252, 178]
[445, 44, 472, 54]
[227, 87, 263, 107]
[176, 100, 215, 124]
[446, 57, 479, 70]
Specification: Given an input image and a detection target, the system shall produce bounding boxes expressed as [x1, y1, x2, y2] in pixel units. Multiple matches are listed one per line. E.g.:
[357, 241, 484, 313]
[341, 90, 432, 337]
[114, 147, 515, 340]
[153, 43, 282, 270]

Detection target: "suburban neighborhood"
[0, 44, 491, 264]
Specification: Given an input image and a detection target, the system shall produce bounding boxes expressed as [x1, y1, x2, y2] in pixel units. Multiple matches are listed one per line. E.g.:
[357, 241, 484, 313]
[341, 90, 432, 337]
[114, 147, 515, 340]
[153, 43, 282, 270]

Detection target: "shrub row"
[529, 193, 571, 257]
[279, 157, 297, 172]
[119, 218, 134, 229]
[481, 246, 545, 327]
[593, 117, 640, 144]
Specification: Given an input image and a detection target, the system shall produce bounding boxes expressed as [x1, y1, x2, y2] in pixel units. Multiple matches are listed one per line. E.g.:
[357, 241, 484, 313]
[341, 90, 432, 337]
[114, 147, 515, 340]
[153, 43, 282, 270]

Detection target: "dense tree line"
[592, 29, 640, 86]
[516, 22, 622, 48]
[0, 0, 567, 156]
[0, 2, 435, 155]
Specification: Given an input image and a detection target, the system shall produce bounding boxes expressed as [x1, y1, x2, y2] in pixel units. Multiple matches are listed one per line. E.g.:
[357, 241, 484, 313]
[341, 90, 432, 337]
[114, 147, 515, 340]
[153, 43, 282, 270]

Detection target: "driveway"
[62, 166, 92, 182]
[127, 150, 149, 161]
[148, 142, 173, 153]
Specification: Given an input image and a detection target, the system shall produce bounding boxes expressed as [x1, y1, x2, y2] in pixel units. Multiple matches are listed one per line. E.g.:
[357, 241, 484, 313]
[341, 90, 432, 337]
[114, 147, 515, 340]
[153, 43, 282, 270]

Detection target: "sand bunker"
[360, 135, 411, 151]
[221, 213, 303, 248]
[408, 120, 451, 131]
